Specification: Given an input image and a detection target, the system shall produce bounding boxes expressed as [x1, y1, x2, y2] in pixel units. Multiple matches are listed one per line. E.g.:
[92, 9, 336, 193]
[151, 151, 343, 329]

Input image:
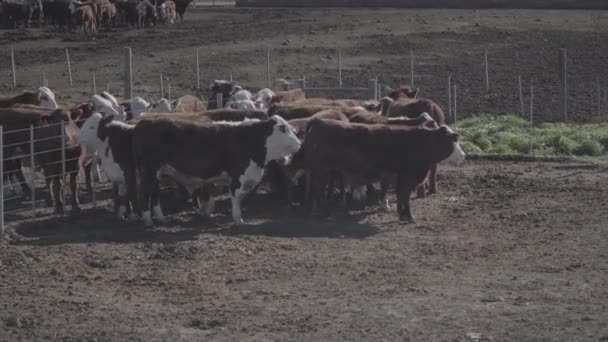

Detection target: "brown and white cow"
[0, 87, 59, 109]
[77, 113, 139, 219]
[268, 89, 305, 105]
[303, 118, 465, 223]
[132, 115, 301, 226]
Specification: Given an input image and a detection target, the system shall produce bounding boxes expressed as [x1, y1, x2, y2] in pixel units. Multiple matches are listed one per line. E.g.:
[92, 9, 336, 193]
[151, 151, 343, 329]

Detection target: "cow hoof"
[399, 217, 416, 224]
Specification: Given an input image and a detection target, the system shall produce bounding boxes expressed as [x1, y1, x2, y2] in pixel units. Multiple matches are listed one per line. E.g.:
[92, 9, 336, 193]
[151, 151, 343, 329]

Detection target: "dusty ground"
[1, 7, 608, 342]
[1, 8, 608, 121]
[1, 160, 608, 341]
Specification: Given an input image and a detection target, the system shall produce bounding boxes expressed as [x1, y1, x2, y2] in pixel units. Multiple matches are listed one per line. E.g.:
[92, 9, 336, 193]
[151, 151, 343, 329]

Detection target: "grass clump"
[457, 115, 608, 158]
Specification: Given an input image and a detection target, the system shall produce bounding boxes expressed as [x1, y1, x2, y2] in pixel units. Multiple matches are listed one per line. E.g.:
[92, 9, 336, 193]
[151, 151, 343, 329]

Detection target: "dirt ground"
[1, 160, 608, 341]
[1, 8, 608, 122]
[2, 7, 608, 342]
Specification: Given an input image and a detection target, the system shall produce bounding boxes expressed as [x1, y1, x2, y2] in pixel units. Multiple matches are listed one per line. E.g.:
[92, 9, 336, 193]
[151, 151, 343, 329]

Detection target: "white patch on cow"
[372, 182, 382, 191]
[225, 99, 257, 111]
[264, 115, 301, 164]
[231, 194, 244, 225]
[253, 88, 275, 109]
[213, 118, 261, 126]
[117, 183, 127, 197]
[420, 112, 433, 122]
[100, 91, 123, 118]
[77, 113, 133, 184]
[351, 106, 366, 111]
[445, 142, 466, 164]
[38, 87, 58, 109]
[231, 89, 253, 102]
[153, 205, 167, 224]
[128, 97, 151, 120]
[229, 160, 264, 225]
[156, 98, 172, 113]
[91, 95, 120, 118]
[143, 210, 153, 227]
[385, 198, 390, 211]
[352, 186, 366, 202]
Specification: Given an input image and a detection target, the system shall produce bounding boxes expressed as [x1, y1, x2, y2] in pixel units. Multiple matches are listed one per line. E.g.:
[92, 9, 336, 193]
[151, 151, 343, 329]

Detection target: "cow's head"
[264, 115, 301, 164]
[433, 125, 465, 164]
[38, 87, 59, 109]
[77, 112, 109, 148]
[38, 108, 69, 125]
[386, 85, 419, 101]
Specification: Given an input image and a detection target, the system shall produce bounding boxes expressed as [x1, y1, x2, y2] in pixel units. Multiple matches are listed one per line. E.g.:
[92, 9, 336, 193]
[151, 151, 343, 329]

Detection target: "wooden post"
[196, 47, 200, 90]
[10, 47, 16, 88]
[230, 73, 233, 82]
[559, 48, 567, 122]
[160, 73, 164, 98]
[29, 125, 35, 218]
[167, 80, 172, 101]
[368, 79, 378, 102]
[484, 48, 489, 91]
[518, 75, 524, 117]
[448, 76, 452, 122]
[124, 47, 133, 100]
[529, 83, 534, 155]
[453, 85, 458, 127]
[216, 93, 223, 108]
[41, 71, 47, 87]
[597, 79, 601, 117]
[410, 48, 414, 87]
[266, 47, 271, 88]
[66, 48, 73, 87]
[92, 73, 97, 95]
[338, 48, 342, 88]
[295, 78, 305, 91]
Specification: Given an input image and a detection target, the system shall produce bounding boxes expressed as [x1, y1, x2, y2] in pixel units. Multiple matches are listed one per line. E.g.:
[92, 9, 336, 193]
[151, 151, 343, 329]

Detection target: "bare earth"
[1, 8, 608, 342]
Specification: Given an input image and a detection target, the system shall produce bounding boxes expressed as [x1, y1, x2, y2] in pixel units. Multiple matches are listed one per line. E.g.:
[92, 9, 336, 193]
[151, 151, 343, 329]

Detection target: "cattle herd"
[0, 0, 192, 31]
[0, 80, 465, 228]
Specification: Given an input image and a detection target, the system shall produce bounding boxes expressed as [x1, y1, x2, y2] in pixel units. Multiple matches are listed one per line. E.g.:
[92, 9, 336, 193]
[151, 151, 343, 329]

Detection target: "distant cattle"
[132, 115, 301, 226]
[159, 0, 176, 24]
[303, 119, 465, 222]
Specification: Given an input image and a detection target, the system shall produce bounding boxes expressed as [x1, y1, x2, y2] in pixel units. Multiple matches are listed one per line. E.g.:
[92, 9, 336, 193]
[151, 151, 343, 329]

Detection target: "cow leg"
[396, 175, 416, 224]
[230, 184, 245, 226]
[429, 164, 438, 194]
[140, 169, 155, 227]
[126, 170, 140, 220]
[50, 177, 64, 215]
[14, 162, 32, 197]
[69, 171, 80, 214]
[83, 161, 93, 195]
[151, 178, 167, 224]
[416, 182, 427, 199]
[196, 186, 215, 218]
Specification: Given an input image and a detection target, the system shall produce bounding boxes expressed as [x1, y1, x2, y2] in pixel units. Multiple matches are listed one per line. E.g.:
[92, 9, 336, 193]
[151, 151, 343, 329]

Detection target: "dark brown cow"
[303, 119, 465, 222]
[386, 85, 419, 100]
[0, 92, 39, 107]
[132, 114, 301, 226]
[202, 109, 269, 122]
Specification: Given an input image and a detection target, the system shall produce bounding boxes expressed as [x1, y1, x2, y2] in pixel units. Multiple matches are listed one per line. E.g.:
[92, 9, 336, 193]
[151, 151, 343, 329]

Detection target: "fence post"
[518, 75, 524, 117]
[410, 49, 414, 87]
[559, 48, 567, 122]
[597, 79, 601, 118]
[453, 85, 458, 127]
[0, 125, 4, 234]
[41, 71, 47, 87]
[60, 121, 66, 181]
[338, 48, 342, 88]
[168, 80, 172, 101]
[266, 47, 271, 88]
[196, 47, 200, 90]
[529, 83, 534, 155]
[124, 47, 133, 100]
[92, 73, 97, 95]
[91, 157, 96, 208]
[66, 48, 73, 87]
[11, 47, 17, 88]
[230, 72, 233, 82]
[160, 73, 164, 98]
[367, 79, 378, 101]
[30, 125, 35, 218]
[448, 75, 452, 122]
[216, 93, 223, 109]
[484, 48, 489, 91]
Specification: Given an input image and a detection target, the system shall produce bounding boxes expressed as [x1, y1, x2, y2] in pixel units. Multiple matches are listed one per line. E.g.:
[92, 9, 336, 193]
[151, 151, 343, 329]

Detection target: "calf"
[132, 115, 301, 226]
[304, 119, 465, 222]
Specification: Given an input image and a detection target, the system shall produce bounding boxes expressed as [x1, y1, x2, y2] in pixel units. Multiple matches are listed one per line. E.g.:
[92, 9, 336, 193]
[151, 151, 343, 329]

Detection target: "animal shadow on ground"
[10, 208, 200, 246]
[178, 194, 381, 239]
